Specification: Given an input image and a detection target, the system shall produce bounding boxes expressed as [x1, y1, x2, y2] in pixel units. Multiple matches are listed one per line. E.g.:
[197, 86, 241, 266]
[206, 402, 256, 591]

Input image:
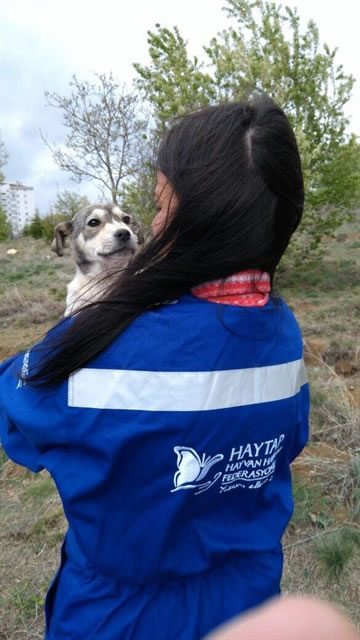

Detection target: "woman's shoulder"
[96, 293, 303, 374]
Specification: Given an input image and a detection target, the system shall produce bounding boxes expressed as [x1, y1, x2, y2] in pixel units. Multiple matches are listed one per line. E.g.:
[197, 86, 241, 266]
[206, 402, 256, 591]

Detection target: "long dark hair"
[25, 94, 304, 386]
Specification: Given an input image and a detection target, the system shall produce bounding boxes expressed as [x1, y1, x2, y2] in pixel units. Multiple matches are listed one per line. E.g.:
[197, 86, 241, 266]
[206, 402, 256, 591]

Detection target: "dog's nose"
[115, 229, 130, 241]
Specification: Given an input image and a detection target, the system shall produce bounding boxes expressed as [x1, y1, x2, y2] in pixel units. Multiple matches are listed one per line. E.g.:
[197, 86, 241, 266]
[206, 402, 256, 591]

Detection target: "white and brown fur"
[52, 203, 144, 316]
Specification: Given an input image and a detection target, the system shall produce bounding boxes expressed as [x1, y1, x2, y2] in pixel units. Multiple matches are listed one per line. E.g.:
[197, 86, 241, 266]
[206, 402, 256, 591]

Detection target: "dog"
[52, 203, 144, 316]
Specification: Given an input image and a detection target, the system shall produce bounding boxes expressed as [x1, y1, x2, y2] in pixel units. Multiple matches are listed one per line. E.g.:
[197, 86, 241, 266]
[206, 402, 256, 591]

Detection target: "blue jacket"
[0, 294, 309, 639]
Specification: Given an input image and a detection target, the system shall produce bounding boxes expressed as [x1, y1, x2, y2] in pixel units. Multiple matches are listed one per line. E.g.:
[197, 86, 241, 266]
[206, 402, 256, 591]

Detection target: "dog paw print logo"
[171, 446, 224, 495]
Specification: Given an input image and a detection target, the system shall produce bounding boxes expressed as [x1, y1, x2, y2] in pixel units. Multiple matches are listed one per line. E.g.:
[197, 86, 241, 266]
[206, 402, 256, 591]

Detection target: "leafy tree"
[134, 3, 359, 260]
[120, 170, 156, 230]
[0, 206, 12, 241]
[22, 223, 31, 237]
[120, 131, 160, 228]
[41, 213, 65, 242]
[40, 191, 92, 242]
[43, 73, 148, 203]
[28, 211, 44, 239]
[134, 25, 214, 130]
[0, 134, 9, 184]
[51, 190, 90, 218]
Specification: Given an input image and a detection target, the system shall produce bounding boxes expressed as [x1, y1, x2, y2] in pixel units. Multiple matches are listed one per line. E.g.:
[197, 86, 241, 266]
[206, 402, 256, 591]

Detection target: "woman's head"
[26, 94, 304, 386]
[153, 97, 303, 280]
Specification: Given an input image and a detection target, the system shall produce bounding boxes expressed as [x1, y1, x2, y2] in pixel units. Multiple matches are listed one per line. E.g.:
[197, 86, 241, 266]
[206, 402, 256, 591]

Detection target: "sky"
[1, 0, 359, 213]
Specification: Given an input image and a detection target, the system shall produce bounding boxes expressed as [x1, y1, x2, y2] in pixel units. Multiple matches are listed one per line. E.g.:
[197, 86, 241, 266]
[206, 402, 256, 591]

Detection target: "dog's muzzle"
[98, 230, 136, 258]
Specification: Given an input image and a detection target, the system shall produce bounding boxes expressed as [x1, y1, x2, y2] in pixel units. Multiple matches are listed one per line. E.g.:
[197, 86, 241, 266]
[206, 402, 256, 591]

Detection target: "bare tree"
[43, 73, 148, 203]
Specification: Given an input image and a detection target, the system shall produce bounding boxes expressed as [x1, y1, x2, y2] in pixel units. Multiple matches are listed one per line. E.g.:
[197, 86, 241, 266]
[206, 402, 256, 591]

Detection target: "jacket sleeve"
[1, 411, 44, 472]
[0, 318, 73, 472]
[289, 382, 310, 463]
[0, 354, 44, 472]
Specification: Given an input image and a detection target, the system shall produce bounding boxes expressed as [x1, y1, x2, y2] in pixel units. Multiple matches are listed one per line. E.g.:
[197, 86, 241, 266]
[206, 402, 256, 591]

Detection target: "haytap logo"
[171, 446, 224, 495]
[170, 435, 286, 496]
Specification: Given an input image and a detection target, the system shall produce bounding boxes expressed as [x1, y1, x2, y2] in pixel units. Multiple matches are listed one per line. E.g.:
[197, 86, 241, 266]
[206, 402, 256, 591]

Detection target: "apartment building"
[0, 182, 35, 235]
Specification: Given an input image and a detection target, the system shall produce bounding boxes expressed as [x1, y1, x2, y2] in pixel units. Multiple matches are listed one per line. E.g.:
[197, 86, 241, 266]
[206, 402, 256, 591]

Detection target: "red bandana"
[191, 269, 271, 307]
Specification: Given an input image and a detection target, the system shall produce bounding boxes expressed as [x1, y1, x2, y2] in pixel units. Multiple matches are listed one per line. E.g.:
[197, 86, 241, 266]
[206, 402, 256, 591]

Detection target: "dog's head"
[51, 204, 144, 268]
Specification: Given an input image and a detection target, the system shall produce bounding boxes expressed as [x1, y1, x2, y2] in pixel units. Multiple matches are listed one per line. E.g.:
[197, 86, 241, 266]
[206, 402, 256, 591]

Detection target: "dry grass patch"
[284, 346, 360, 626]
[0, 286, 64, 325]
[0, 237, 73, 361]
[282, 535, 360, 624]
[0, 463, 67, 639]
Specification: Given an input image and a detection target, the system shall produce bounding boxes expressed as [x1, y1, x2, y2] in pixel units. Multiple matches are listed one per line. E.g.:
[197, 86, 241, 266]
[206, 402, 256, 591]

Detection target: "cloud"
[1, 0, 359, 215]
[1, 13, 79, 211]
[0, 0, 160, 211]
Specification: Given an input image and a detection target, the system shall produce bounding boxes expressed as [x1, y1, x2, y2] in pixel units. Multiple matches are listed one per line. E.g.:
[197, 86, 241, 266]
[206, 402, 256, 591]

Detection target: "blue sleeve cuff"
[0, 410, 44, 473]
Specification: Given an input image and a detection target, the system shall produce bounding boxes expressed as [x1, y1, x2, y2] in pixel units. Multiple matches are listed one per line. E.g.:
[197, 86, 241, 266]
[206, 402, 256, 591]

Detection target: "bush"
[0, 207, 12, 241]
[27, 212, 44, 239]
[314, 528, 360, 581]
[41, 212, 72, 243]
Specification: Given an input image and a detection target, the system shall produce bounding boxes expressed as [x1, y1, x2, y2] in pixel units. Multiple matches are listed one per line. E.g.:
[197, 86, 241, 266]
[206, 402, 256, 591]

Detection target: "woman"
[0, 96, 309, 639]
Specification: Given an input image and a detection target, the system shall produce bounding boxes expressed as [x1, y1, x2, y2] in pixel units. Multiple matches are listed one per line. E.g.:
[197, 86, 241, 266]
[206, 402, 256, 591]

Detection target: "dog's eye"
[88, 219, 100, 227]
[122, 215, 131, 224]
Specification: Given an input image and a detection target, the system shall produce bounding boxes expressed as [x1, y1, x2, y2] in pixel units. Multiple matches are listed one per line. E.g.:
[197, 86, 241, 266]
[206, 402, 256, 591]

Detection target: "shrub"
[0, 207, 12, 241]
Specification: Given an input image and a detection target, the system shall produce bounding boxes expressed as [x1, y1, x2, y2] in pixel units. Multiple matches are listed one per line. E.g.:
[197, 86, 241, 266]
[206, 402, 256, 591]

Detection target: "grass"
[314, 528, 360, 581]
[21, 477, 57, 502]
[10, 583, 45, 621]
[291, 478, 333, 529]
[0, 216, 360, 636]
[0, 447, 8, 471]
[275, 213, 360, 625]
[0, 465, 67, 637]
[0, 237, 73, 360]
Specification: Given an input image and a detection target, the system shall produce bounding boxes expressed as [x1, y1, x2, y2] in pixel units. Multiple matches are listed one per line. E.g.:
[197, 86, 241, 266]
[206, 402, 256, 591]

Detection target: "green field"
[0, 222, 360, 638]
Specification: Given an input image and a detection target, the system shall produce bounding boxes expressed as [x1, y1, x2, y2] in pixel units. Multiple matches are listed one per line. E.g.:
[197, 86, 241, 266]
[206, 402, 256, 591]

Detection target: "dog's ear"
[51, 221, 73, 256]
[130, 216, 145, 246]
